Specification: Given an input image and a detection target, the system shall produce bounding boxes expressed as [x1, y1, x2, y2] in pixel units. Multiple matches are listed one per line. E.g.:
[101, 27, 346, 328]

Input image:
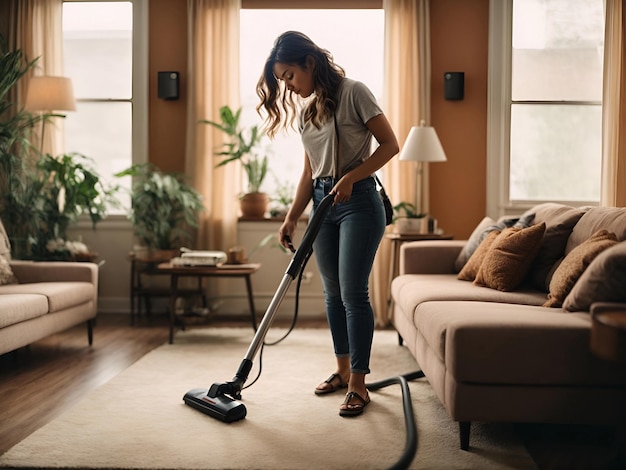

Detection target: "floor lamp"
[398, 121, 447, 216]
[24, 76, 76, 155]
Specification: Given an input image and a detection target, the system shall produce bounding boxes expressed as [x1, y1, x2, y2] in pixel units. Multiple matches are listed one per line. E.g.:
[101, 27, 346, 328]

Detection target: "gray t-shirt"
[299, 78, 382, 179]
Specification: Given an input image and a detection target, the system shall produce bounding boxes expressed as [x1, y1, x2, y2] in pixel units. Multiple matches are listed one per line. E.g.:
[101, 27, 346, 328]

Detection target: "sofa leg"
[459, 421, 471, 450]
[397, 333, 404, 346]
[87, 320, 94, 346]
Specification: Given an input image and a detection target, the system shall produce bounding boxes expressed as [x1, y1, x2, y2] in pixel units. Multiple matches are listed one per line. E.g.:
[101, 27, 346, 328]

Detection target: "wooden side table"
[128, 252, 205, 326]
[157, 262, 261, 344]
[385, 232, 453, 319]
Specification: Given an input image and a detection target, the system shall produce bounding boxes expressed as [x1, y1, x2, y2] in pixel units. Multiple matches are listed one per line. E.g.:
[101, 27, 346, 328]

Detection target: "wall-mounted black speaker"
[444, 72, 464, 100]
[158, 71, 179, 100]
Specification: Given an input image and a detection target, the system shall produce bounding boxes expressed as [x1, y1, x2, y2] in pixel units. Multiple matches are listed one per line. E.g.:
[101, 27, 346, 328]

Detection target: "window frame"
[487, 0, 603, 218]
[62, 0, 149, 220]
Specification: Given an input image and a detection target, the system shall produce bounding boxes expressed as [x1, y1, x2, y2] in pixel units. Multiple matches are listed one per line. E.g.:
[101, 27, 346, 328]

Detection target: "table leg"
[387, 240, 400, 319]
[169, 274, 178, 344]
[244, 274, 257, 331]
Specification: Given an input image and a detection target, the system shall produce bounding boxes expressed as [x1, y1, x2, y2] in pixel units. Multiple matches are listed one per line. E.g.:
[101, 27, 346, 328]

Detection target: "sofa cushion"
[566, 206, 626, 254]
[0, 282, 94, 312]
[392, 274, 547, 326]
[545, 230, 618, 308]
[563, 241, 626, 312]
[474, 223, 546, 291]
[415, 300, 626, 386]
[457, 230, 500, 281]
[0, 294, 50, 328]
[522, 203, 587, 291]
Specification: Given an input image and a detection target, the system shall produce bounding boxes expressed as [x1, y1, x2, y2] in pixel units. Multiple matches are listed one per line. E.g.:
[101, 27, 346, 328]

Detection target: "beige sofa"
[0, 221, 98, 356]
[390, 203, 626, 450]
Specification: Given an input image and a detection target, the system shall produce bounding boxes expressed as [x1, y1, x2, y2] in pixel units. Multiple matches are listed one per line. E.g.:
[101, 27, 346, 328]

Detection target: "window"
[488, 0, 605, 215]
[62, 0, 148, 213]
[239, 8, 384, 199]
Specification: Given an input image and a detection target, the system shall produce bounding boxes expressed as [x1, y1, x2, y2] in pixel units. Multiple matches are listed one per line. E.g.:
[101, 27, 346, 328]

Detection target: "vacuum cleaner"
[183, 192, 424, 470]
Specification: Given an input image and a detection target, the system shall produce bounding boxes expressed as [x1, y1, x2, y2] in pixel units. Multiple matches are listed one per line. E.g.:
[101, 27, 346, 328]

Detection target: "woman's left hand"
[330, 177, 354, 204]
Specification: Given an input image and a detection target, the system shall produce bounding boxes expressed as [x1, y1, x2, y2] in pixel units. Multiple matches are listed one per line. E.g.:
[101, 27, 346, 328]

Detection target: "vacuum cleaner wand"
[184, 194, 335, 422]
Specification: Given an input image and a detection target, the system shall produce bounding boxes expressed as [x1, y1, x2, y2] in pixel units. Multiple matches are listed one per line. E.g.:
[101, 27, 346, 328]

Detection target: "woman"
[257, 31, 398, 417]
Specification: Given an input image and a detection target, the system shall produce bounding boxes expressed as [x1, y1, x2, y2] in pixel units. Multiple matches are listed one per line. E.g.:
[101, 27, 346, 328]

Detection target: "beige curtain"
[372, 0, 429, 326]
[186, 0, 241, 252]
[13, 0, 65, 156]
[601, 0, 626, 207]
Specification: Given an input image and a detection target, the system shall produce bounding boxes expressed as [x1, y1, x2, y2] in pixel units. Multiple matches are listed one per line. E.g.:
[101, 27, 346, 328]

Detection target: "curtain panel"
[186, 0, 241, 254]
[372, 0, 429, 326]
[10, 0, 64, 156]
[601, 0, 626, 207]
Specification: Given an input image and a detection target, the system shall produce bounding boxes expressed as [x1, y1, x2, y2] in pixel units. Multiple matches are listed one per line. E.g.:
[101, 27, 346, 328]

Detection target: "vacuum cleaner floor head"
[183, 388, 247, 423]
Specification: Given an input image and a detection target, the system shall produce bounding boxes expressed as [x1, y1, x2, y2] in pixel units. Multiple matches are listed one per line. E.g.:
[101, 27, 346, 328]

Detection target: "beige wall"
[147, 0, 491, 239]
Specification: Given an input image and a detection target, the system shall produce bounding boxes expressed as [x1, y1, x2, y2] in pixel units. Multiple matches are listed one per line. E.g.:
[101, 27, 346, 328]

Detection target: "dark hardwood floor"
[1, 312, 624, 469]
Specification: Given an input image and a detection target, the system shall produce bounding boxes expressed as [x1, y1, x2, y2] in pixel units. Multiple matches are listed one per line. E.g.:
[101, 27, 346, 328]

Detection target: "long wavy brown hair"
[256, 31, 345, 139]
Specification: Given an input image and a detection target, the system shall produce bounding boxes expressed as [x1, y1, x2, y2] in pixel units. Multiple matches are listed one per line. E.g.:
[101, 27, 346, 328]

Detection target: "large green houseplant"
[0, 36, 116, 260]
[200, 105, 269, 218]
[115, 163, 205, 254]
[0, 34, 44, 256]
[30, 153, 118, 260]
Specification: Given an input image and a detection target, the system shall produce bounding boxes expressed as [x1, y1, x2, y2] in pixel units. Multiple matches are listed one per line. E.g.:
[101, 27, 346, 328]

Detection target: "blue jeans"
[311, 176, 386, 374]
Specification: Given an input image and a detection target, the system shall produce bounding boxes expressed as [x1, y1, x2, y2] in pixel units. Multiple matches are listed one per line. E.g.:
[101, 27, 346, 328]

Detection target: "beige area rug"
[0, 328, 537, 470]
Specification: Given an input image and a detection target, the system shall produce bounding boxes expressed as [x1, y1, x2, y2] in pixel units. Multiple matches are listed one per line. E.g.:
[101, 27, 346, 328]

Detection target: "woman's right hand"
[279, 219, 297, 252]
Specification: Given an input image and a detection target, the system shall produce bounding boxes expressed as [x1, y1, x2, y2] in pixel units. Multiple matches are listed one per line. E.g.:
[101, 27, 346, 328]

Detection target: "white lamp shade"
[25, 76, 76, 112]
[398, 125, 447, 163]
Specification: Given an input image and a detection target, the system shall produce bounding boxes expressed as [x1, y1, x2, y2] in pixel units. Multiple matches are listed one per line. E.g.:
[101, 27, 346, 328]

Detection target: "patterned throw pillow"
[544, 230, 618, 308]
[474, 222, 546, 292]
[454, 213, 535, 273]
[457, 230, 501, 281]
[0, 219, 16, 285]
[0, 256, 17, 285]
[562, 241, 626, 312]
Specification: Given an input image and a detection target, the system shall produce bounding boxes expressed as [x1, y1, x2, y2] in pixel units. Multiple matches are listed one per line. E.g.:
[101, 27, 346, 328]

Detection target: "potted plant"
[0, 35, 45, 257]
[29, 152, 119, 261]
[392, 201, 428, 234]
[115, 163, 205, 258]
[269, 178, 294, 218]
[200, 105, 269, 218]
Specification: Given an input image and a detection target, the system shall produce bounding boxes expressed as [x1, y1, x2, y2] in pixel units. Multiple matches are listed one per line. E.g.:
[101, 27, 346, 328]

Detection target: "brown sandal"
[339, 390, 370, 417]
[314, 373, 348, 395]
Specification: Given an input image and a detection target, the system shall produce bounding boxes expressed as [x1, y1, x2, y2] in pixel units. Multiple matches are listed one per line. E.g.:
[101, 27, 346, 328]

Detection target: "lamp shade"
[398, 124, 447, 163]
[25, 76, 76, 112]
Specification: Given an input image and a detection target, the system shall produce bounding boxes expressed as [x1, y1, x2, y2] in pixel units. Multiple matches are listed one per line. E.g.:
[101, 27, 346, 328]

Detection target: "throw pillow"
[544, 229, 619, 308]
[457, 230, 501, 281]
[453, 213, 535, 273]
[454, 217, 496, 272]
[0, 256, 17, 285]
[0, 218, 11, 260]
[562, 241, 626, 312]
[527, 206, 586, 291]
[474, 222, 546, 291]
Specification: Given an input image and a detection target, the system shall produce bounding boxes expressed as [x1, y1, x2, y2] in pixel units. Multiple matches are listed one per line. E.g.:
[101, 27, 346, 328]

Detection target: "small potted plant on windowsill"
[392, 201, 428, 234]
[200, 105, 269, 218]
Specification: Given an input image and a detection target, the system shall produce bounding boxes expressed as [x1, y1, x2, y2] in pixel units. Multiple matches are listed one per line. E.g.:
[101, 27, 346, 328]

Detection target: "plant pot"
[240, 192, 269, 219]
[132, 248, 179, 263]
[394, 217, 429, 234]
